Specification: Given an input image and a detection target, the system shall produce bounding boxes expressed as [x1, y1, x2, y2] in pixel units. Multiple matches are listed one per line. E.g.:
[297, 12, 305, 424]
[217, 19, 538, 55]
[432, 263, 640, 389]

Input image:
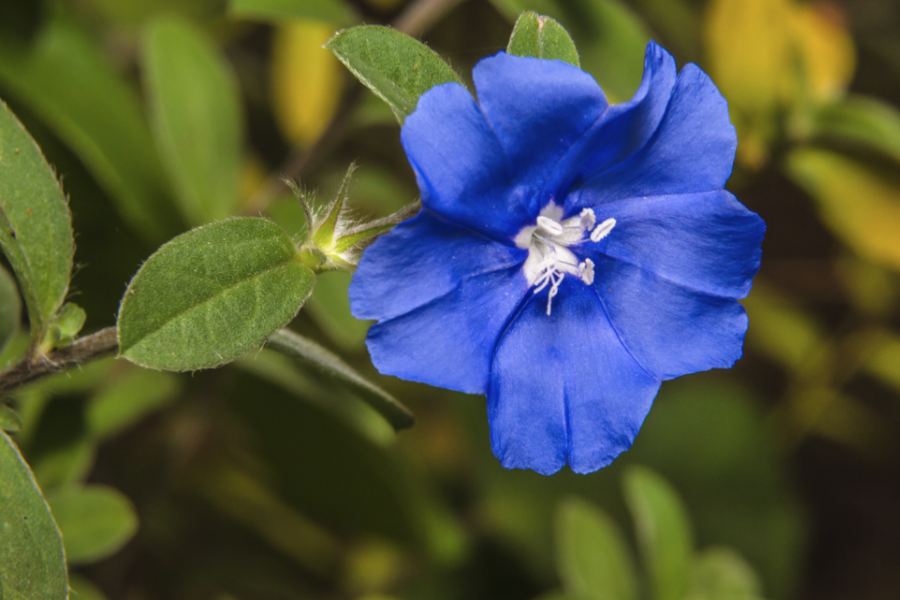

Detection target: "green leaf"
[87, 369, 180, 439]
[555, 497, 639, 600]
[0, 431, 67, 600]
[40, 302, 86, 353]
[490, 0, 650, 102]
[144, 17, 242, 225]
[806, 95, 900, 164]
[68, 575, 110, 600]
[0, 19, 179, 243]
[33, 437, 96, 490]
[623, 466, 693, 600]
[326, 25, 464, 122]
[47, 485, 139, 565]
[785, 148, 900, 272]
[229, 0, 354, 25]
[0, 264, 21, 355]
[265, 328, 414, 431]
[508, 11, 580, 67]
[686, 548, 765, 600]
[118, 218, 314, 371]
[0, 404, 21, 433]
[0, 99, 72, 343]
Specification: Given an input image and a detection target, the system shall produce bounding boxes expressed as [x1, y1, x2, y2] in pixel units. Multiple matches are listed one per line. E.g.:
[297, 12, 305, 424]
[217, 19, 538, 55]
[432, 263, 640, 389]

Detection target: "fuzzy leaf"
[623, 467, 694, 600]
[0, 99, 73, 342]
[555, 497, 639, 600]
[47, 485, 139, 565]
[0, 431, 68, 600]
[326, 25, 463, 122]
[0, 19, 178, 243]
[144, 17, 242, 225]
[118, 218, 314, 371]
[508, 11, 579, 67]
[0, 264, 20, 355]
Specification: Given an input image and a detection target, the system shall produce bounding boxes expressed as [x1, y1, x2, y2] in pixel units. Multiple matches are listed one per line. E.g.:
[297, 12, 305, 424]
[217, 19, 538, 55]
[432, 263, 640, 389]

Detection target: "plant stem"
[265, 328, 414, 431]
[0, 327, 118, 395]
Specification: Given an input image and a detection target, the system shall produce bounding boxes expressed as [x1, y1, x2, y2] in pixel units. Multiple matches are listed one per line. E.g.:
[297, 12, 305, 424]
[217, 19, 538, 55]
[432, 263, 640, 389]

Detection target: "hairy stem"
[0, 327, 118, 395]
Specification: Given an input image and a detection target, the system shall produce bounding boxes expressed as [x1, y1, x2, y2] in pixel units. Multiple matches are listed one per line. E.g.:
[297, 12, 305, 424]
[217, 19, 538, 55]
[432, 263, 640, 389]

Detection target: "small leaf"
[0, 431, 68, 600]
[87, 368, 180, 439]
[40, 301, 86, 353]
[623, 466, 693, 600]
[33, 437, 96, 490]
[118, 218, 314, 371]
[47, 485, 139, 565]
[0, 264, 20, 355]
[686, 547, 765, 600]
[0, 99, 73, 343]
[508, 11, 579, 67]
[0, 404, 21, 433]
[229, 0, 354, 25]
[265, 328, 414, 430]
[0, 19, 179, 243]
[555, 497, 639, 600]
[271, 20, 344, 145]
[786, 148, 900, 273]
[144, 16, 243, 225]
[68, 575, 110, 600]
[326, 25, 464, 122]
[806, 95, 900, 164]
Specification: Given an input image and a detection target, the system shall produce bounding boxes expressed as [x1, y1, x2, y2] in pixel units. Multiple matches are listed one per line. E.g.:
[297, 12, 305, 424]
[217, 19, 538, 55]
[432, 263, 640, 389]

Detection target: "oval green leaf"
[47, 485, 139, 565]
[118, 218, 314, 371]
[807, 95, 900, 165]
[0, 19, 179, 243]
[0, 99, 73, 342]
[0, 405, 21, 433]
[555, 497, 639, 600]
[326, 25, 464, 122]
[144, 17, 242, 225]
[508, 11, 580, 67]
[0, 431, 68, 600]
[0, 264, 21, 355]
[623, 466, 694, 600]
[229, 0, 354, 25]
[686, 547, 765, 600]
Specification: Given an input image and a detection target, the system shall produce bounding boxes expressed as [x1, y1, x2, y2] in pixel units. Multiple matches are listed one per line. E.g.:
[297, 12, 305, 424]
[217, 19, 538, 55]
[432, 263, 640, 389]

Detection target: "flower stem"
[0, 326, 118, 395]
[265, 328, 415, 431]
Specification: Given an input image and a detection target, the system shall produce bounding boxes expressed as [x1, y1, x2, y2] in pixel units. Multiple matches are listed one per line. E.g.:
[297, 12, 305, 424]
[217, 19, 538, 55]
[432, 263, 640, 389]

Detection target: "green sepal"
[508, 11, 580, 67]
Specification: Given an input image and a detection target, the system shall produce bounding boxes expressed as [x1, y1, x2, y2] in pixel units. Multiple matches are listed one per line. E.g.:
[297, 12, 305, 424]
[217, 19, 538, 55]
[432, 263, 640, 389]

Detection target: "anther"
[590, 218, 616, 242]
[536, 216, 564, 237]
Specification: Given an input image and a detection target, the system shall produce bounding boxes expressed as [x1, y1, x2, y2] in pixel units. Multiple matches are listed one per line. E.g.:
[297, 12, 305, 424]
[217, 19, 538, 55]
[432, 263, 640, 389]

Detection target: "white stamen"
[590, 218, 616, 242]
[536, 216, 564, 237]
[519, 208, 612, 315]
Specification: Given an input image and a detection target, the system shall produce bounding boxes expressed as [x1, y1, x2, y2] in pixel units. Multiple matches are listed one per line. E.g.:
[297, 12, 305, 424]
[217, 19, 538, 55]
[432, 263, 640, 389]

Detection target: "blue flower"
[350, 42, 765, 475]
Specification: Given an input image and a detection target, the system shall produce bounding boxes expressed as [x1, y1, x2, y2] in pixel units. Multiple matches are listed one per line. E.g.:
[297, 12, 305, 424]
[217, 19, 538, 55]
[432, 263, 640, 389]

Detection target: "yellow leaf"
[271, 20, 343, 146]
[787, 148, 900, 272]
[790, 3, 855, 99]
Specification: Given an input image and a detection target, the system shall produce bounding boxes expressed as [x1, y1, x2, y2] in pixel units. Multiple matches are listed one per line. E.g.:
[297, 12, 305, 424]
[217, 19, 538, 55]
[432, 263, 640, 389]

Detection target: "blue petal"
[365, 267, 530, 394]
[350, 212, 526, 321]
[550, 42, 677, 198]
[572, 62, 737, 203]
[586, 191, 764, 299]
[401, 84, 530, 240]
[488, 281, 661, 475]
[473, 52, 608, 210]
[590, 255, 749, 381]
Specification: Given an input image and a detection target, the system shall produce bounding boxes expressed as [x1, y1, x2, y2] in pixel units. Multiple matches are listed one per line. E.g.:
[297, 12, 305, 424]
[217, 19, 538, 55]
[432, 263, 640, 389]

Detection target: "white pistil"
[519, 204, 615, 315]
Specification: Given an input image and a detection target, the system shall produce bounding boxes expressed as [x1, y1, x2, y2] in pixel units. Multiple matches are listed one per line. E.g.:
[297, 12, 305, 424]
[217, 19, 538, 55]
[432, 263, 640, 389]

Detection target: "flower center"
[515, 203, 616, 315]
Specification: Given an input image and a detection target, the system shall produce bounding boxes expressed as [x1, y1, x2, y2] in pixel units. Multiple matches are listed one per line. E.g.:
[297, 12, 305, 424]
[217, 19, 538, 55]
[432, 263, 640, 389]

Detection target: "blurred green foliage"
[0, 0, 899, 599]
